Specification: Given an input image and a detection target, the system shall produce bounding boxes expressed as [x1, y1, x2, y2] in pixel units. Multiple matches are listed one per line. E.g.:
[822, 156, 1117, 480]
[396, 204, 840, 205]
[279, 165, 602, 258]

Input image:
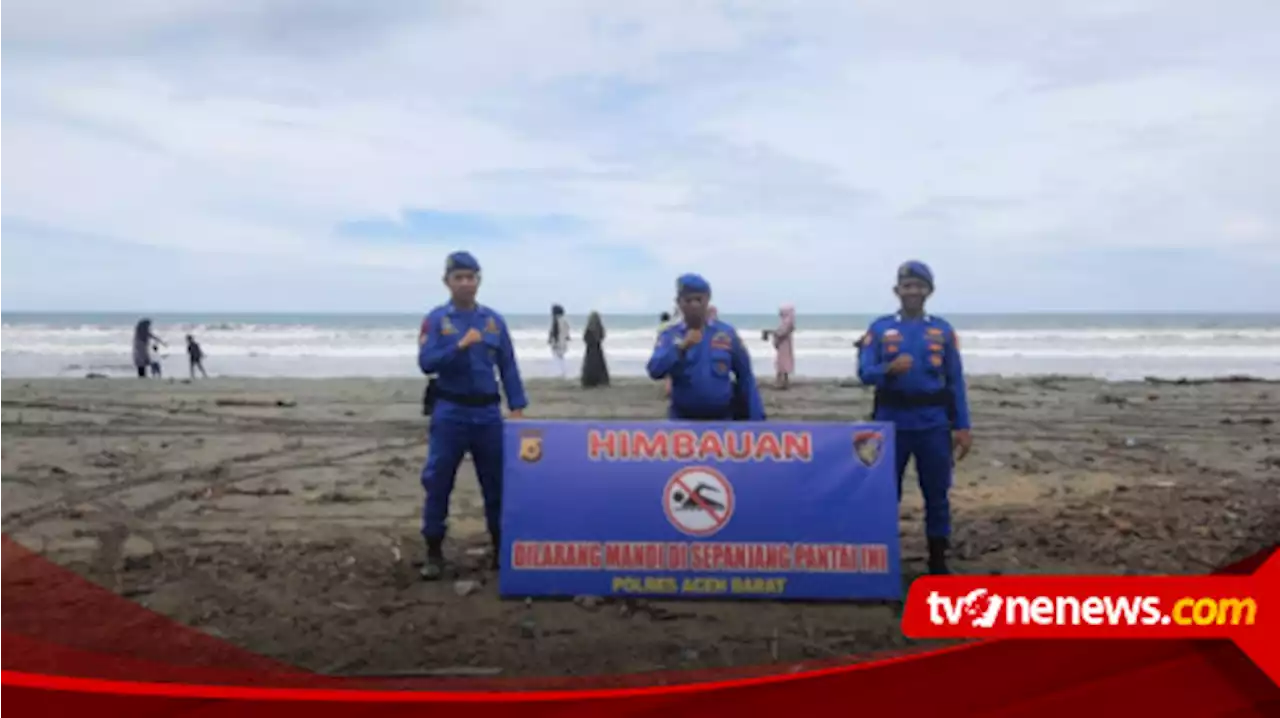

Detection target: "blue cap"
[897, 260, 934, 290]
[445, 251, 481, 274]
[677, 273, 711, 296]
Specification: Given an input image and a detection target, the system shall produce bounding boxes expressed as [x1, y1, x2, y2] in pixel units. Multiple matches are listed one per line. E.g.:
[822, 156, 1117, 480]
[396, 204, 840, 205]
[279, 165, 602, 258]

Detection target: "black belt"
[674, 405, 734, 421]
[875, 389, 951, 409]
[672, 381, 759, 422]
[436, 389, 501, 407]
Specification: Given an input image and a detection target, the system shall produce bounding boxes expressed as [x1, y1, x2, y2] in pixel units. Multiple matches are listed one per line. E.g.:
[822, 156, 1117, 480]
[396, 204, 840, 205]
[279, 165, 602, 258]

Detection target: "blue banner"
[499, 420, 902, 601]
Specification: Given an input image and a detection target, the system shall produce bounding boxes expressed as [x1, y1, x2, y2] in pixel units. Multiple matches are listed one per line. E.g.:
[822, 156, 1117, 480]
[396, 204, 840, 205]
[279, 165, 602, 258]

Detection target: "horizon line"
[4, 309, 1279, 316]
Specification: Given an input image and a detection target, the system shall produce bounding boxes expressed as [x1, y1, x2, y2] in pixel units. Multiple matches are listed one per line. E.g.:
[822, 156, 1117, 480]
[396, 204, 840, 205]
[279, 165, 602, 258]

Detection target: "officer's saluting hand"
[416, 250, 527, 581]
[679, 328, 704, 349]
[857, 260, 972, 575]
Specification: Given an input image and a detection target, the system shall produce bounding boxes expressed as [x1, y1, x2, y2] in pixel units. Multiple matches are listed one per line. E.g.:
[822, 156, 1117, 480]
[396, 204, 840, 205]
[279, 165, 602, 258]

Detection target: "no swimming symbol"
[663, 466, 735, 537]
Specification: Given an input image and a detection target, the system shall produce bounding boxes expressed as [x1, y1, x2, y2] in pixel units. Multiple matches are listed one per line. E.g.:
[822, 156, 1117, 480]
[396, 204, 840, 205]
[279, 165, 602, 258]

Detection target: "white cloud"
[3, 0, 1279, 313]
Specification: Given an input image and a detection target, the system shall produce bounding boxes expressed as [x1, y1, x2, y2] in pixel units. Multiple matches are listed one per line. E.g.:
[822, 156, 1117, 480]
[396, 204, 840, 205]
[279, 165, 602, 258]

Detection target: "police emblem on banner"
[519, 430, 544, 463]
[853, 430, 884, 468]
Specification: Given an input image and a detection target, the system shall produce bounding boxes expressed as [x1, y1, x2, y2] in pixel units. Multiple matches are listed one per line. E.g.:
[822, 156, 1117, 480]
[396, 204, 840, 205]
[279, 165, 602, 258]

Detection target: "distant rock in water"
[85, 373, 109, 379]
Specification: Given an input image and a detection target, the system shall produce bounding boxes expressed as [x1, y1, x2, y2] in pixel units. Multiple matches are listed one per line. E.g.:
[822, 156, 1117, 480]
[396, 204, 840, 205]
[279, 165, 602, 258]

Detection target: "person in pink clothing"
[771, 304, 796, 389]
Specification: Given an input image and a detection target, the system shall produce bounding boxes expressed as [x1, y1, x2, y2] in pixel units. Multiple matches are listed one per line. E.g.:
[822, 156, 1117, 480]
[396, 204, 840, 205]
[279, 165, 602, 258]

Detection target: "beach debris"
[454, 580, 481, 597]
[337, 666, 503, 678]
[519, 616, 537, 638]
[214, 398, 298, 408]
[1124, 437, 1138, 447]
[226, 486, 292, 497]
[312, 489, 372, 504]
[1096, 393, 1128, 406]
[90, 450, 128, 468]
[1143, 375, 1271, 386]
[121, 535, 157, 569]
[573, 595, 602, 611]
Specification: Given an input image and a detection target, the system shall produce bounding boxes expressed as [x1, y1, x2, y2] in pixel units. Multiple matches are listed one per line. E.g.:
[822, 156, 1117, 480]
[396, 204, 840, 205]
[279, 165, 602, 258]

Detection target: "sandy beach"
[3, 375, 1278, 678]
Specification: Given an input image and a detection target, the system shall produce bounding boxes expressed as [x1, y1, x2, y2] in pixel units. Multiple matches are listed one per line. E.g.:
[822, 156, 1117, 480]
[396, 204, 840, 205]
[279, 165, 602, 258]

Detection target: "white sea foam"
[4, 317, 1279, 381]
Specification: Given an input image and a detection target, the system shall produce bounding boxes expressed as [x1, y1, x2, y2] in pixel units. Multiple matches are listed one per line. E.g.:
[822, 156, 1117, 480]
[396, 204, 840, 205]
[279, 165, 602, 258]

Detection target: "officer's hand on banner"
[887, 354, 913, 375]
[681, 329, 703, 348]
[952, 429, 972, 461]
[458, 328, 483, 348]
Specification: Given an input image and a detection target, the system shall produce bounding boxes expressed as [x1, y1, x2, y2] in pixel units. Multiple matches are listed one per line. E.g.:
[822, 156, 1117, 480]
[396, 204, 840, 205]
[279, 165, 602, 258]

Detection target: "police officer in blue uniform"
[417, 251, 528, 580]
[857, 261, 972, 574]
[647, 273, 766, 421]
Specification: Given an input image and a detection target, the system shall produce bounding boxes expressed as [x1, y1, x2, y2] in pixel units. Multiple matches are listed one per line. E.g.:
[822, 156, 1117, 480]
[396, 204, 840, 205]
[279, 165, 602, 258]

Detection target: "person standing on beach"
[769, 304, 797, 389]
[132, 319, 165, 378]
[548, 305, 571, 378]
[647, 273, 765, 421]
[857, 260, 972, 575]
[186, 335, 208, 379]
[150, 343, 164, 378]
[417, 251, 528, 580]
[581, 311, 610, 388]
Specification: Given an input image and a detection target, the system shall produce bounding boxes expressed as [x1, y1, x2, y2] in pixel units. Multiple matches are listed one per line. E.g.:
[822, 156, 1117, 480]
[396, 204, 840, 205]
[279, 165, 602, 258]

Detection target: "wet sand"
[3, 375, 1278, 678]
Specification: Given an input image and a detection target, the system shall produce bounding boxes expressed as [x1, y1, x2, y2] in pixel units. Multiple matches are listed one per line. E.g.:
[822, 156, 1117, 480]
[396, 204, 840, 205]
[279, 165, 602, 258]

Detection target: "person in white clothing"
[548, 304, 571, 378]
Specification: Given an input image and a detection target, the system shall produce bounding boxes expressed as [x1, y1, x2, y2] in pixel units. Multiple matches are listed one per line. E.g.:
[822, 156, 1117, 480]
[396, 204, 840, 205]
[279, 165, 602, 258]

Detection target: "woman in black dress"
[581, 311, 610, 388]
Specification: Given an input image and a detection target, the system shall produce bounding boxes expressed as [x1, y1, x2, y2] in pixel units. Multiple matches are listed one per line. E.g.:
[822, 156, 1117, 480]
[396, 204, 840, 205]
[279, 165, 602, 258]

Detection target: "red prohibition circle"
[662, 465, 735, 538]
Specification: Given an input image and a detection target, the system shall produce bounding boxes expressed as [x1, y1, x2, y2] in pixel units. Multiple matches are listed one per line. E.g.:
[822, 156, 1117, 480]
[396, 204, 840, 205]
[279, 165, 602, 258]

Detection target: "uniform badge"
[440, 317, 458, 336]
[715, 361, 728, 373]
[485, 317, 499, 334]
[519, 430, 544, 463]
[926, 327, 944, 337]
[418, 318, 430, 346]
[884, 328, 901, 338]
[930, 354, 943, 367]
[710, 331, 732, 350]
[853, 430, 884, 468]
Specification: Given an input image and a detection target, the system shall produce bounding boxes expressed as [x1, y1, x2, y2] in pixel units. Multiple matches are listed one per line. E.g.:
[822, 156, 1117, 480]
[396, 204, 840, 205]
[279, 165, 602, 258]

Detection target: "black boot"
[489, 530, 502, 571]
[420, 536, 445, 581]
[927, 537, 950, 575]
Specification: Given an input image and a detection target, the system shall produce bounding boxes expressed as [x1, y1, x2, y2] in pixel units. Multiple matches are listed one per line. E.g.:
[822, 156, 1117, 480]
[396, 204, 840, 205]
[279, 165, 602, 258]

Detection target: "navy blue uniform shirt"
[857, 313, 971, 432]
[418, 303, 528, 422]
[647, 319, 766, 420]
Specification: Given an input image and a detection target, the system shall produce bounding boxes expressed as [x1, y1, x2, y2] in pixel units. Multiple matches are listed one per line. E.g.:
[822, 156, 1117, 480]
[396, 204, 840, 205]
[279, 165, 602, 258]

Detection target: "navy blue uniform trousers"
[420, 412, 503, 540]
[894, 428, 953, 539]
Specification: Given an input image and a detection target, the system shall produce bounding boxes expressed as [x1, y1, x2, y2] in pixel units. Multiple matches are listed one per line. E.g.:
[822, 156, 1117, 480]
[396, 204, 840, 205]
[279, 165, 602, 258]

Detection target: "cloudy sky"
[3, 0, 1278, 314]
